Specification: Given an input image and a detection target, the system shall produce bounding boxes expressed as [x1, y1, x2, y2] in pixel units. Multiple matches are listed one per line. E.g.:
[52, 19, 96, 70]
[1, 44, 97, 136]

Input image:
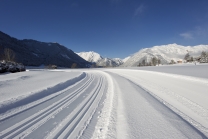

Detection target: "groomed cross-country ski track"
[0, 65, 208, 139]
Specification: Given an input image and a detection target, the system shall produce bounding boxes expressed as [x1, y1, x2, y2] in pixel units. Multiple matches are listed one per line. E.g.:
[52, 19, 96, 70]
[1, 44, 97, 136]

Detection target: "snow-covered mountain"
[112, 58, 124, 66]
[122, 43, 208, 67]
[77, 51, 124, 67]
[96, 58, 123, 67]
[96, 58, 116, 67]
[76, 51, 103, 63]
[123, 56, 130, 63]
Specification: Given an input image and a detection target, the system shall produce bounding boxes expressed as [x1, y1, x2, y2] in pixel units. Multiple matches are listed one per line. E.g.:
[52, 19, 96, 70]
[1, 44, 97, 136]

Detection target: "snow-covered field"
[0, 64, 208, 138]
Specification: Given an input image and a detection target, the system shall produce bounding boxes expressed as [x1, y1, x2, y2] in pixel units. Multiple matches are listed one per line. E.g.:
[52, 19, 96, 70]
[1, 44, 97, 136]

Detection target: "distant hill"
[0, 31, 90, 68]
[76, 51, 124, 67]
[122, 43, 208, 67]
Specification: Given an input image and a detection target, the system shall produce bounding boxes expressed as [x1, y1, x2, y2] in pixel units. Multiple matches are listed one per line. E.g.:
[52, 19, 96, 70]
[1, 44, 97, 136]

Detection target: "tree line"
[184, 51, 208, 63]
[138, 51, 208, 67]
[138, 57, 161, 67]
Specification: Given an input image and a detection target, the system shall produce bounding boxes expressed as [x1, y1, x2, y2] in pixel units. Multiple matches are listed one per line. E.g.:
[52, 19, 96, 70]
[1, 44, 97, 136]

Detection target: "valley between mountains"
[1, 1, 208, 138]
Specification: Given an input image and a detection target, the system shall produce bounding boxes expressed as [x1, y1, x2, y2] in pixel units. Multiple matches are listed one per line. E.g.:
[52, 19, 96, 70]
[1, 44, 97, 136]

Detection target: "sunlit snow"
[0, 64, 208, 138]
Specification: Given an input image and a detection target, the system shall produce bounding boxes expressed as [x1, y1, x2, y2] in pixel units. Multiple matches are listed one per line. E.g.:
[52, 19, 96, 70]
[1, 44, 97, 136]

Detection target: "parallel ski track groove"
[0, 73, 95, 139]
[53, 74, 104, 139]
[0, 74, 89, 122]
[64, 76, 103, 138]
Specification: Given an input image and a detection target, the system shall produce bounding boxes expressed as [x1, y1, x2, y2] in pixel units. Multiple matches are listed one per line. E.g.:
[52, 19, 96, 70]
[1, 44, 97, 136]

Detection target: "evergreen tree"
[184, 53, 190, 61]
[170, 60, 175, 64]
[200, 51, 208, 63]
[151, 57, 157, 66]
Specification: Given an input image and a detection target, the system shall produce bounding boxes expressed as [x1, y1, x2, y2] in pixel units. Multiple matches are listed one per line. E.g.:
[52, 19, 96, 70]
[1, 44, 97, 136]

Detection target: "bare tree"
[71, 63, 77, 68]
[4, 48, 15, 62]
[184, 53, 190, 62]
[158, 59, 161, 66]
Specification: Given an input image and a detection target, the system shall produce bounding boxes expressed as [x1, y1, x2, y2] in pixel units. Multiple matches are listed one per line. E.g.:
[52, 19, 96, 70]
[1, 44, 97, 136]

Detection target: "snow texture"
[0, 64, 208, 138]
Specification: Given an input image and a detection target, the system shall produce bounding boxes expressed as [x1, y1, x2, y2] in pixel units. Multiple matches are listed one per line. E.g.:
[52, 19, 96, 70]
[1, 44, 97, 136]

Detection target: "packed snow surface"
[0, 64, 208, 138]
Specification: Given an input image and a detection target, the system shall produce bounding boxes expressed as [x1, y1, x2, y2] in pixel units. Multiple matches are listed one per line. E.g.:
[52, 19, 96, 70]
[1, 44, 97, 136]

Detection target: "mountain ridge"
[122, 43, 208, 67]
[76, 51, 124, 67]
[76, 51, 103, 63]
[0, 31, 90, 68]
[1, 31, 208, 68]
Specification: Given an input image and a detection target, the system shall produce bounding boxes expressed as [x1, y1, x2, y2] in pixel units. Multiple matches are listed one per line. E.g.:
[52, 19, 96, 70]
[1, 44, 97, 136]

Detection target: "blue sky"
[0, 0, 208, 59]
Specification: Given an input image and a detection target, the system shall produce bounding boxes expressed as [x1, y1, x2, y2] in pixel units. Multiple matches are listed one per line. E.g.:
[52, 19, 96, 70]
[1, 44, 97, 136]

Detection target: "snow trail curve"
[0, 72, 107, 139]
